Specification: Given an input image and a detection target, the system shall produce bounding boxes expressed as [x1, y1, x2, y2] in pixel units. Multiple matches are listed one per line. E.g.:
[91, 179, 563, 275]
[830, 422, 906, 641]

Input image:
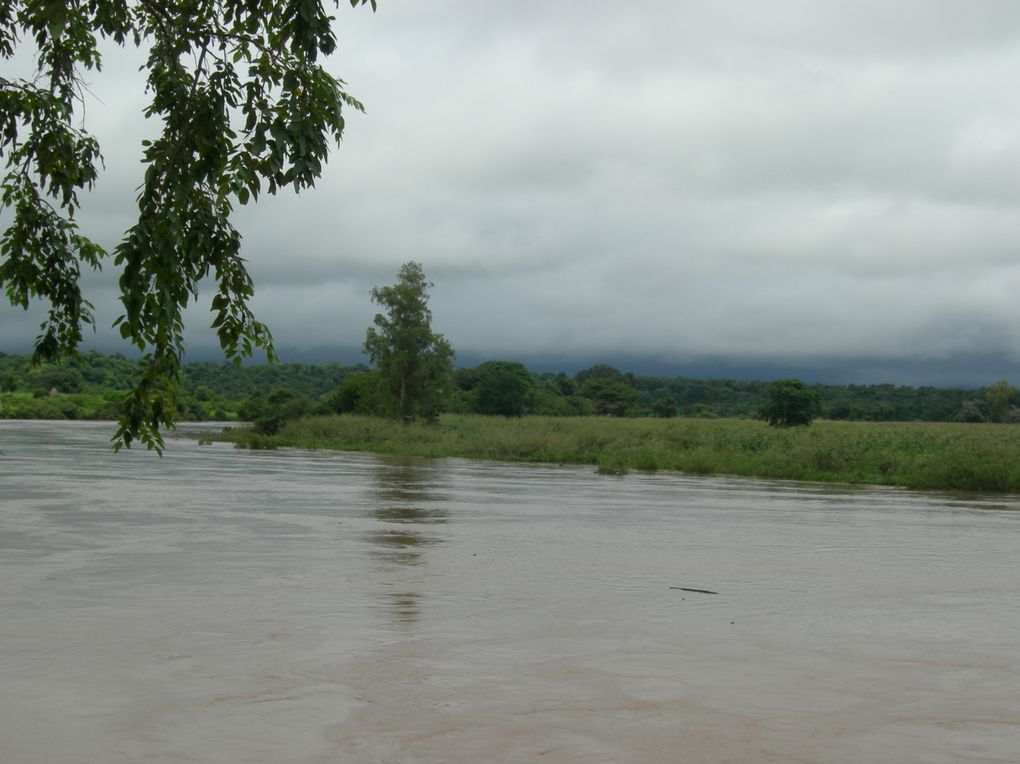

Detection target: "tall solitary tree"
[364, 262, 453, 423]
[1, 0, 376, 450]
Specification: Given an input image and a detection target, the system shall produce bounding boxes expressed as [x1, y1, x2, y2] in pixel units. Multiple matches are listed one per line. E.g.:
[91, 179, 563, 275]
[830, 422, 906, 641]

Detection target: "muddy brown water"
[1, 420, 1019, 763]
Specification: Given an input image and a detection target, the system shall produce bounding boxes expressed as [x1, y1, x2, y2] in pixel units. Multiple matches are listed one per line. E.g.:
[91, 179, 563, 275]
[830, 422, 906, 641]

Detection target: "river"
[1, 420, 1019, 763]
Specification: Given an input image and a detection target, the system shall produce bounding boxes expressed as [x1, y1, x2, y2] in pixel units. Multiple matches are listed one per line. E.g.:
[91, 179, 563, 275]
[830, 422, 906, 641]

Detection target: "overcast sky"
[4, 0, 1020, 386]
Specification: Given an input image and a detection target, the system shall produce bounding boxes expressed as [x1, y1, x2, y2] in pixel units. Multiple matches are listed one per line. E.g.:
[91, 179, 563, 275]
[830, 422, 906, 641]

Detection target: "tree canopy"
[760, 378, 821, 427]
[363, 261, 454, 423]
[473, 360, 532, 417]
[1, 0, 376, 450]
[983, 380, 1017, 423]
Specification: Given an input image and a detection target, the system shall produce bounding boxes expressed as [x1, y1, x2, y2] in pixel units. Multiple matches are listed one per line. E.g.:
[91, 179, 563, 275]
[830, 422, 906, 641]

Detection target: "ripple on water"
[2, 420, 1020, 763]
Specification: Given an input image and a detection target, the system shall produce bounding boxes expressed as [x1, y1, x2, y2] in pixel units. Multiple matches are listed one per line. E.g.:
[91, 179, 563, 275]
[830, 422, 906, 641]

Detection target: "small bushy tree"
[651, 396, 678, 418]
[579, 377, 638, 417]
[760, 379, 821, 427]
[983, 380, 1016, 423]
[331, 370, 384, 415]
[474, 361, 533, 417]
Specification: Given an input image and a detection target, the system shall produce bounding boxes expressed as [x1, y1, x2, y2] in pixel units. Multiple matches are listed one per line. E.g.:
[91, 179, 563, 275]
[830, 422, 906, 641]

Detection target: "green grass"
[209, 414, 1020, 494]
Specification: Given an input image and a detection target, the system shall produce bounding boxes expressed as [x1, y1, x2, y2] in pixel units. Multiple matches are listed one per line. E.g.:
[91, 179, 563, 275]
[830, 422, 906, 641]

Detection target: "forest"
[0, 350, 1012, 427]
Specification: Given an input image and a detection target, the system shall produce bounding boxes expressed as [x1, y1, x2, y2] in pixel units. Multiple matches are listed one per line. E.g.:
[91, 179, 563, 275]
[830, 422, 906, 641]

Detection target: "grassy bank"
[208, 414, 1020, 494]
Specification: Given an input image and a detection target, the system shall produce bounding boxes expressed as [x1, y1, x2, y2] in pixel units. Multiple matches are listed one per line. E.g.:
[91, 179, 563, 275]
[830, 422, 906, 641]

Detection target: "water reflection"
[371, 456, 450, 507]
[364, 456, 449, 627]
[373, 506, 447, 524]
[385, 592, 423, 624]
[365, 529, 443, 566]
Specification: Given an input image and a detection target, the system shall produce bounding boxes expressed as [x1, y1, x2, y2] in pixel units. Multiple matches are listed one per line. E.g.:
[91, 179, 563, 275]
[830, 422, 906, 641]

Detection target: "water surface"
[2, 421, 1019, 762]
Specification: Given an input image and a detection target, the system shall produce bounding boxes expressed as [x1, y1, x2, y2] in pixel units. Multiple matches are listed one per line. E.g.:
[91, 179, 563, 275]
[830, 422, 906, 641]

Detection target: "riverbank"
[207, 414, 1020, 493]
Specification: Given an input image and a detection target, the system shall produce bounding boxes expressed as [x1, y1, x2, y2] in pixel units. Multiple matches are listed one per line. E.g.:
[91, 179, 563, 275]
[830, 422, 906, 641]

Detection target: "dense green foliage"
[364, 262, 454, 423]
[0, 391, 125, 421]
[330, 369, 385, 415]
[1, 0, 376, 450]
[760, 378, 822, 427]
[0, 350, 362, 422]
[211, 414, 1020, 494]
[455, 361, 533, 417]
[983, 380, 1017, 423]
[2, 350, 1017, 427]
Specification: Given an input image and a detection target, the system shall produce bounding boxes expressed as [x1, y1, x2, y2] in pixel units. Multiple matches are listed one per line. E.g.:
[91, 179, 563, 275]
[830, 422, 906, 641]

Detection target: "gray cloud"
[4, 1, 1020, 385]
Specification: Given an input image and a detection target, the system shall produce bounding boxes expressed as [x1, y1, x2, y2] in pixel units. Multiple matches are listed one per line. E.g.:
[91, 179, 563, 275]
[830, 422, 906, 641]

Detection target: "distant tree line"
[2, 350, 1018, 428]
[0, 350, 364, 423]
[334, 362, 1017, 424]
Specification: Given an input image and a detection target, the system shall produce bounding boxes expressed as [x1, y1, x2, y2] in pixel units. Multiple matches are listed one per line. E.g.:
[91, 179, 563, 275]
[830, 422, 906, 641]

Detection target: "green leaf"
[3, 0, 377, 451]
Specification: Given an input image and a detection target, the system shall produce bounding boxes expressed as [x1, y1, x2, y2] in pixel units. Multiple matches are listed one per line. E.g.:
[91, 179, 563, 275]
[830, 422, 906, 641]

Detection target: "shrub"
[760, 379, 821, 427]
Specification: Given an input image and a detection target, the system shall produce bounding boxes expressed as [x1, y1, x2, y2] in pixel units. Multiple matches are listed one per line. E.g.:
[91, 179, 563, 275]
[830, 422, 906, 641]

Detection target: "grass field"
[210, 414, 1020, 494]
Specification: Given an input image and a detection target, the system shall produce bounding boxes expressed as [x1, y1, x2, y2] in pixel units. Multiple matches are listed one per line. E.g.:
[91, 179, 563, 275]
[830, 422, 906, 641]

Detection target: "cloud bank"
[4, 1, 1020, 385]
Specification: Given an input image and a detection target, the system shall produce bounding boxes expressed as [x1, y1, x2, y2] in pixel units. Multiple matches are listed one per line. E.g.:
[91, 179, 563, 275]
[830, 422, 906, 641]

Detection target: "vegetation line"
[2, 350, 1013, 425]
[209, 414, 1020, 495]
